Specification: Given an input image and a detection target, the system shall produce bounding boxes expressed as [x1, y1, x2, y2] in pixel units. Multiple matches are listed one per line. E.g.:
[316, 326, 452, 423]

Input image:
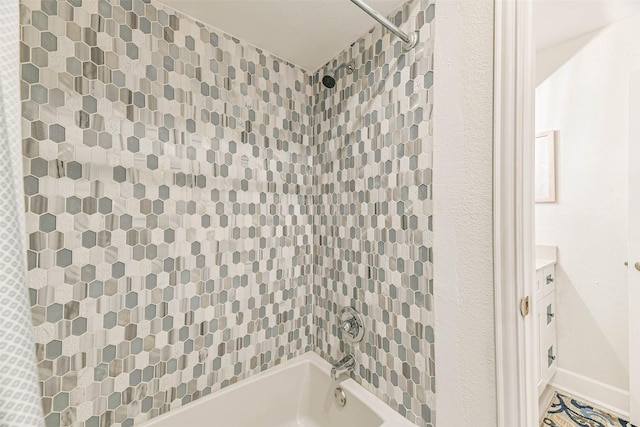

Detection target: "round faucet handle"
[339, 307, 364, 343]
[342, 320, 353, 333]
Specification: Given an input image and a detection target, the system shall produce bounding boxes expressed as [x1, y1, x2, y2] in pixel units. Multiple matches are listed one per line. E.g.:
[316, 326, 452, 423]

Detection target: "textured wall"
[431, 0, 496, 425]
[312, 1, 436, 425]
[20, 0, 313, 425]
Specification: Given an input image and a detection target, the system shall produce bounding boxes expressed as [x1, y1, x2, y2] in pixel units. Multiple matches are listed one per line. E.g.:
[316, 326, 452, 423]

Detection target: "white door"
[628, 70, 640, 425]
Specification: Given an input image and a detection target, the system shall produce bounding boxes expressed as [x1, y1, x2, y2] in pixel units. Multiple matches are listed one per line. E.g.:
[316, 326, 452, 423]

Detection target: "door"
[629, 71, 640, 424]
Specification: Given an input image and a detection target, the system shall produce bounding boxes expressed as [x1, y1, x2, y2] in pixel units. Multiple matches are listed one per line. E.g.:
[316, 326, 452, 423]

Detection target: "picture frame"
[535, 131, 556, 203]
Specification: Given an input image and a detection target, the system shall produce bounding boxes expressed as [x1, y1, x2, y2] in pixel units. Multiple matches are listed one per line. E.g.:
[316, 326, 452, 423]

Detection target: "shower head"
[322, 75, 336, 89]
[321, 61, 355, 89]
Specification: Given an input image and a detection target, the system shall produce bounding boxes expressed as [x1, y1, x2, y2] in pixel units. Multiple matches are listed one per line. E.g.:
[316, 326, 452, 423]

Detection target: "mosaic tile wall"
[311, 1, 436, 425]
[19, 0, 314, 425]
[20, 0, 436, 425]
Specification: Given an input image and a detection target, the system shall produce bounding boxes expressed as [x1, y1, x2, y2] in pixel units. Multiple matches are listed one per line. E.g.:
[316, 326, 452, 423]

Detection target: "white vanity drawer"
[542, 265, 555, 296]
[539, 333, 558, 394]
[539, 292, 556, 340]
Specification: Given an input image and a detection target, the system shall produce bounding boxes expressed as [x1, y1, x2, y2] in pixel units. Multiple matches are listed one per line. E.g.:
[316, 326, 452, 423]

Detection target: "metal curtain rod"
[350, 0, 419, 51]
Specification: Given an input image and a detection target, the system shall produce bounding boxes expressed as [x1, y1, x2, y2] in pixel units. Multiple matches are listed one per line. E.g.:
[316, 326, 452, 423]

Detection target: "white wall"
[433, 0, 496, 425]
[535, 13, 640, 399]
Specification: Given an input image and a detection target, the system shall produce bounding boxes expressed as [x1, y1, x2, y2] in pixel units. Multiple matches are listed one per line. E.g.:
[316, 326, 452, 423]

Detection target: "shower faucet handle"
[341, 318, 356, 333]
[339, 307, 364, 343]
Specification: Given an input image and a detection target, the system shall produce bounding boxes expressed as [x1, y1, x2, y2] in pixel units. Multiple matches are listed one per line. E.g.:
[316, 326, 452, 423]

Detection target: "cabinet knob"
[635, 262, 640, 272]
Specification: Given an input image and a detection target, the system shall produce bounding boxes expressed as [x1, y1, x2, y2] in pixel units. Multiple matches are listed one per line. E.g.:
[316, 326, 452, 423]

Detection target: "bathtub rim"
[137, 351, 415, 427]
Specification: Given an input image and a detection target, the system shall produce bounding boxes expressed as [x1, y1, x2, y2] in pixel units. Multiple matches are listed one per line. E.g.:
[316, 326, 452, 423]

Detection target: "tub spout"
[331, 354, 356, 380]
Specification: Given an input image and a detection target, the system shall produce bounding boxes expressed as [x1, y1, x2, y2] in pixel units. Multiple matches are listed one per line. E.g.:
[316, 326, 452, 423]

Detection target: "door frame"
[493, 1, 538, 426]
[629, 71, 640, 424]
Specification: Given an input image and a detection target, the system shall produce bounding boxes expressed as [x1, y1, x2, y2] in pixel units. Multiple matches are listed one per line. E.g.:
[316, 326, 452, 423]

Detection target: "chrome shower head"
[321, 61, 355, 89]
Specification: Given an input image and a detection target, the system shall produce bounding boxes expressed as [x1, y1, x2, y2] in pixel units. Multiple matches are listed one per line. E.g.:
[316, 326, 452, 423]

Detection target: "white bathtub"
[141, 352, 415, 427]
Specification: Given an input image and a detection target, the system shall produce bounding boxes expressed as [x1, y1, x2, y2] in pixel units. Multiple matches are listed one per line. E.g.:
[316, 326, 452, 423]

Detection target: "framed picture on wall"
[535, 131, 556, 203]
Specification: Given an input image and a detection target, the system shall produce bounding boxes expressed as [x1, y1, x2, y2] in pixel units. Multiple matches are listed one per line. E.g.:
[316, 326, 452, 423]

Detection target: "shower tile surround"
[19, 0, 434, 426]
[21, 0, 314, 425]
[312, 1, 435, 425]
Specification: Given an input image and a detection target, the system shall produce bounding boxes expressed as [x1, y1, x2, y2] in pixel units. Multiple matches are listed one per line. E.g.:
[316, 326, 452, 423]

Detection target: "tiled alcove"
[20, 0, 434, 425]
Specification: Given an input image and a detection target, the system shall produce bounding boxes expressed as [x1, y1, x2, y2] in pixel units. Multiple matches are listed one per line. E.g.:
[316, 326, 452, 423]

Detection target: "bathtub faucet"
[331, 354, 356, 380]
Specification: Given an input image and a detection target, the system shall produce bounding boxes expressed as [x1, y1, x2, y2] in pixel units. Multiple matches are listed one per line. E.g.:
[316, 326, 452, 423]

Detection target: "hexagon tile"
[21, 0, 313, 425]
[20, 0, 435, 426]
[312, 1, 435, 425]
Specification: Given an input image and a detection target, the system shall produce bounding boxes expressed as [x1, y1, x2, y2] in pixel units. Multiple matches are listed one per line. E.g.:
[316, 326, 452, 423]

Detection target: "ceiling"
[158, 0, 640, 69]
[158, 0, 407, 72]
[534, 0, 640, 51]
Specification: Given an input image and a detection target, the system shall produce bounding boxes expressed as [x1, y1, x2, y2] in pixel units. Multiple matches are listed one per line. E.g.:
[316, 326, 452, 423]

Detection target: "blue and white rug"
[542, 393, 635, 427]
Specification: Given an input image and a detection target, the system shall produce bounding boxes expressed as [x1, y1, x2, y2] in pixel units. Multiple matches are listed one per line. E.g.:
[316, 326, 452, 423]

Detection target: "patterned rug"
[541, 392, 635, 427]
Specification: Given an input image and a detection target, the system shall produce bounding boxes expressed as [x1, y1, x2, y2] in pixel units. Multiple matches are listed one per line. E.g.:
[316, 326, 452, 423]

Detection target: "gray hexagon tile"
[312, 0, 435, 425]
[21, 0, 313, 425]
[20, 0, 435, 426]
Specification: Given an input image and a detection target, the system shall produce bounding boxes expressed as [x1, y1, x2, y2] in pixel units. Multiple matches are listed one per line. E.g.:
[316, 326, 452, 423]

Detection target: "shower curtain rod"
[350, 0, 419, 51]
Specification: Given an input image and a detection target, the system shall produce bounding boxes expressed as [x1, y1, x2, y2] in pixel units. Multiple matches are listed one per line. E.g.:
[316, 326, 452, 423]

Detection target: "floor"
[541, 392, 635, 427]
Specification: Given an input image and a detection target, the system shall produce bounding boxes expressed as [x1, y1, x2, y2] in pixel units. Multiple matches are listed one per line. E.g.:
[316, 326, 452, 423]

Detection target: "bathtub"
[141, 352, 415, 427]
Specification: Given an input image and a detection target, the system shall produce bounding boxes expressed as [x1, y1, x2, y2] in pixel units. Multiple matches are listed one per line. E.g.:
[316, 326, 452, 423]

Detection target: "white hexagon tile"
[19, 0, 435, 426]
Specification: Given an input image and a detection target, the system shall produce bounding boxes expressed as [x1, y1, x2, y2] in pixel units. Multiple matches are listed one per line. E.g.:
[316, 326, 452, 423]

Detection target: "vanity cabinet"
[536, 246, 557, 396]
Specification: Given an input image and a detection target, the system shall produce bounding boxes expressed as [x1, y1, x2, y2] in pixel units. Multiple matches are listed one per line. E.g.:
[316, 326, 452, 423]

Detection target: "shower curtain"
[0, 1, 45, 426]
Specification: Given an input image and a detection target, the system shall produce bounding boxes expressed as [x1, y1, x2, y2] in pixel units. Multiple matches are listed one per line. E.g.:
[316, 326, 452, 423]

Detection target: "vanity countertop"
[535, 245, 557, 271]
[536, 258, 556, 270]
